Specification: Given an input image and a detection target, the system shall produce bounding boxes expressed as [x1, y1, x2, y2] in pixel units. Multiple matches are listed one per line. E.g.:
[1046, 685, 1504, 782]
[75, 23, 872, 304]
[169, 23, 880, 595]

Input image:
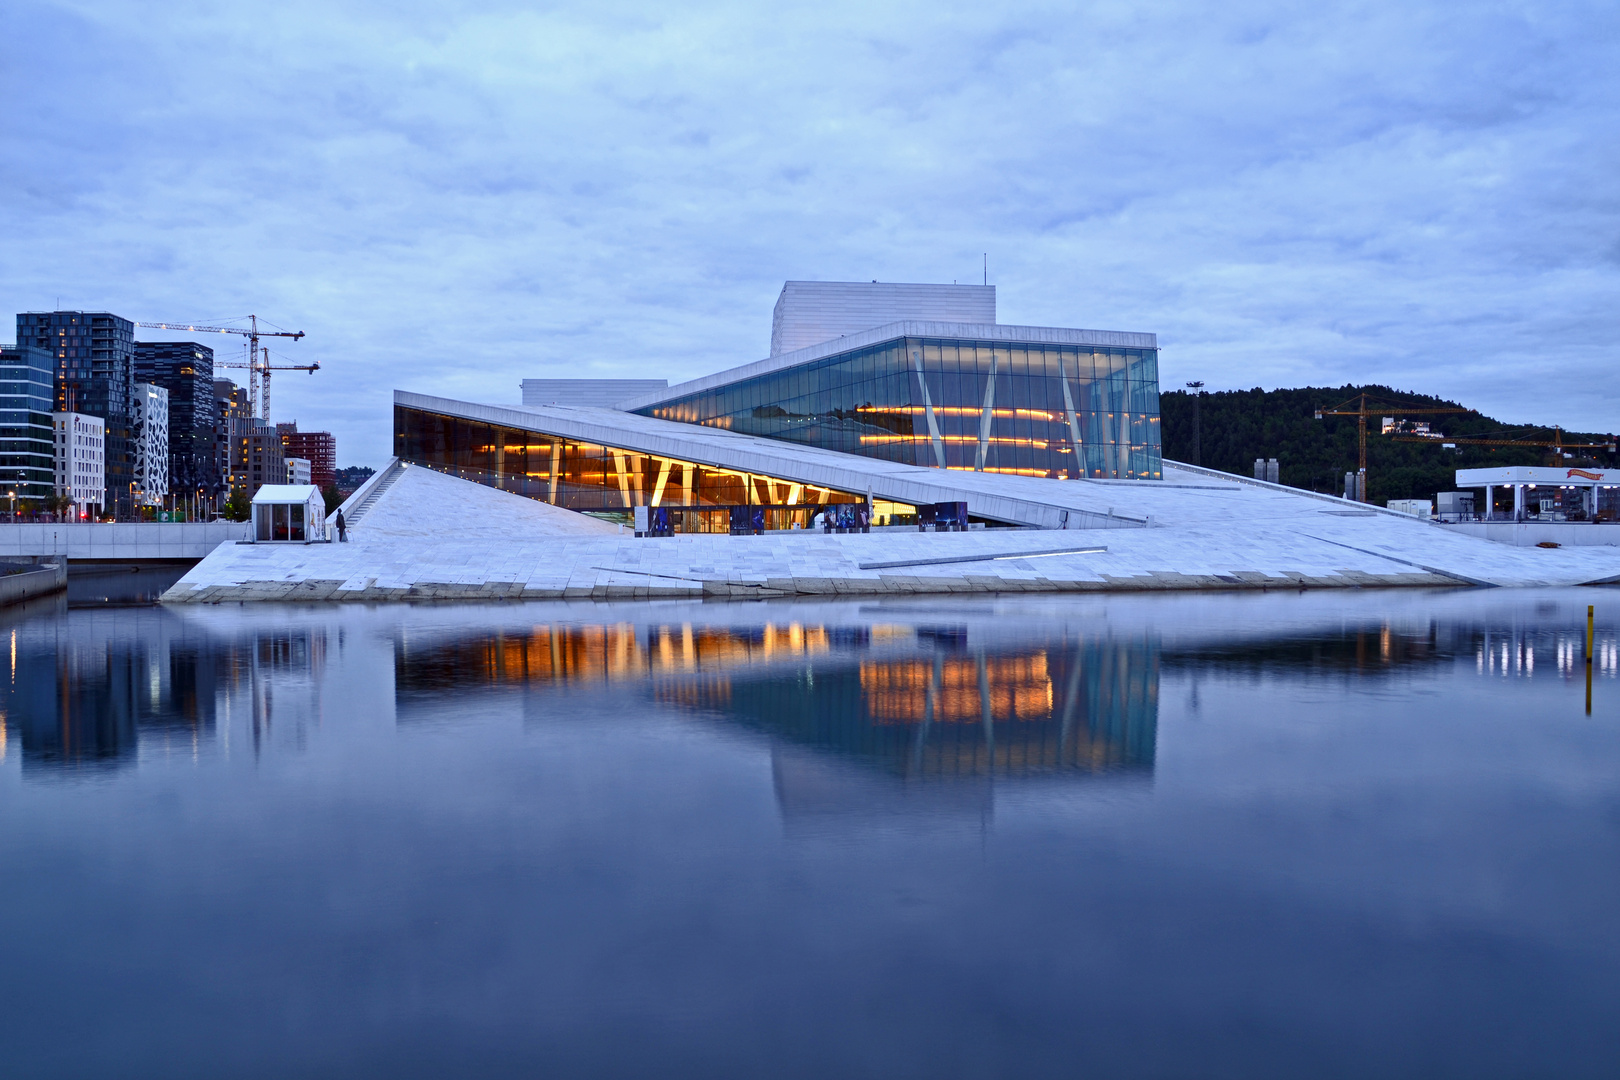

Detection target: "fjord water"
[1, 586, 1616, 1079]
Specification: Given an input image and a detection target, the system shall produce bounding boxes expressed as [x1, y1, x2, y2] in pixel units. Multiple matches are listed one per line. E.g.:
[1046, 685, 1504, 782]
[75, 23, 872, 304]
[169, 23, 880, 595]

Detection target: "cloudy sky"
[5, 0, 1617, 466]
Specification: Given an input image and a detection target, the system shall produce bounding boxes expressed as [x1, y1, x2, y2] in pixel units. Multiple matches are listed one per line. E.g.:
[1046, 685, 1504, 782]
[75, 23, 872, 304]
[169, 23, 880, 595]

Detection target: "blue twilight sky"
[3, 0, 1617, 467]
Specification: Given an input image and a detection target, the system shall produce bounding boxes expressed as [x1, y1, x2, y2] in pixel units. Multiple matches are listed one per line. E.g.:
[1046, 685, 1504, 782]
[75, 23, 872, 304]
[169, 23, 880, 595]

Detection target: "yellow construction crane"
[1391, 426, 1616, 461]
[137, 315, 305, 420]
[217, 348, 320, 424]
[1314, 393, 1473, 501]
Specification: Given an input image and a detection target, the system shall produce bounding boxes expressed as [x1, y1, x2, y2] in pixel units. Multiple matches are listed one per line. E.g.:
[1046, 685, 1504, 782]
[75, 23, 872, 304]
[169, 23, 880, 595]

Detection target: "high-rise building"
[275, 422, 336, 490]
[52, 412, 104, 518]
[0, 343, 56, 504]
[17, 311, 136, 515]
[232, 418, 285, 499]
[133, 382, 169, 505]
[215, 379, 252, 498]
[134, 341, 221, 502]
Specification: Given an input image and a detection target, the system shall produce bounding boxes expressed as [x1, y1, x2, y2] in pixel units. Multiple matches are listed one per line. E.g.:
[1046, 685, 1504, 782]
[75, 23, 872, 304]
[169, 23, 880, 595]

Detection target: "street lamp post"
[1185, 382, 1206, 468]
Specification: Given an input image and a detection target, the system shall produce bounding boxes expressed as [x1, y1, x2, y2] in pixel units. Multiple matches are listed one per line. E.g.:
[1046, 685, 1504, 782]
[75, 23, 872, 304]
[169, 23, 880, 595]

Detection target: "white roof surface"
[251, 484, 322, 503]
[1457, 467, 1620, 485]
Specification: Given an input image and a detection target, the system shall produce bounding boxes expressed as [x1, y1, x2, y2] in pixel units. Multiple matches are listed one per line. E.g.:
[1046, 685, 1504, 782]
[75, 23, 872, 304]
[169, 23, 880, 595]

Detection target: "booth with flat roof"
[251, 484, 327, 543]
[1455, 466, 1620, 523]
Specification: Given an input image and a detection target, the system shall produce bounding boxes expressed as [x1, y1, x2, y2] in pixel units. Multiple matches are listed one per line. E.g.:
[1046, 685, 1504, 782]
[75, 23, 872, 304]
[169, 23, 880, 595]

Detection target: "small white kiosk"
[1455, 466, 1619, 522]
[251, 484, 328, 543]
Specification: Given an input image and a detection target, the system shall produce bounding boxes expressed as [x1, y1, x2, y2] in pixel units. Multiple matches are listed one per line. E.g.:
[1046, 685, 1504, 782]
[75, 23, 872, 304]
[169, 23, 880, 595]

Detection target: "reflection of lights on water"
[1477, 633, 1617, 677]
[861, 655, 1054, 724]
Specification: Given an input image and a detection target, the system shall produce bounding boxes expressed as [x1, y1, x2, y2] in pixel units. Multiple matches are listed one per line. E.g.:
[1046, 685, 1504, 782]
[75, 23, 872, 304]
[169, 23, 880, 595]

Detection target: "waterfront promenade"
[0, 521, 251, 562]
[161, 463, 1620, 602]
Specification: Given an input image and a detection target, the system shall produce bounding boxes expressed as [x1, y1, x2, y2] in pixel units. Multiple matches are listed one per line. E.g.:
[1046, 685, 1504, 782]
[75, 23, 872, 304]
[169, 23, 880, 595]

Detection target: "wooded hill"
[1158, 385, 1617, 505]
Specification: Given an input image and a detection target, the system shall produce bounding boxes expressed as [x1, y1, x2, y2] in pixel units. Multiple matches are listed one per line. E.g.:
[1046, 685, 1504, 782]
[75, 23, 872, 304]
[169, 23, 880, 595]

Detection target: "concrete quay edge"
[159, 568, 1459, 605]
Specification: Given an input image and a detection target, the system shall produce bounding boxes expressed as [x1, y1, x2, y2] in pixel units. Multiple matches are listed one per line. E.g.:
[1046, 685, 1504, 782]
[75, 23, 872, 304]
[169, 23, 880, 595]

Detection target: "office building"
[276, 422, 336, 490]
[17, 311, 136, 515]
[133, 382, 169, 505]
[215, 379, 252, 498]
[232, 418, 286, 499]
[53, 412, 104, 518]
[0, 343, 56, 503]
[134, 341, 221, 501]
[286, 457, 311, 486]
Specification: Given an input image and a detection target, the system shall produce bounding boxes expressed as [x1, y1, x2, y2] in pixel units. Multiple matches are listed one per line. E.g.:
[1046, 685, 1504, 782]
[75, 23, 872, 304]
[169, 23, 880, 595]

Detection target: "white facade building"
[770, 281, 996, 356]
[52, 411, 105, 518]
[133, 381, 169, 506]
[286, 457, 312, 486]
[520, 379, 668, 408]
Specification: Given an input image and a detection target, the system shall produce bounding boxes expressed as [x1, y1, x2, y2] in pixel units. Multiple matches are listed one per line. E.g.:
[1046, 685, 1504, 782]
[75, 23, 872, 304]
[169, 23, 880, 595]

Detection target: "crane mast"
[136, 315, 306, 420]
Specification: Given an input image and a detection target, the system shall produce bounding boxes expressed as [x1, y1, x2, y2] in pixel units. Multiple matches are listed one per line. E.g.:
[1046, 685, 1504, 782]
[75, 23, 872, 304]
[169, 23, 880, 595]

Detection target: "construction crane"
[136, 315, 305, 419]
[1314, 393, 1473, 501]
[217, 348, 320, 424]
[1391, 426, 1616, 461]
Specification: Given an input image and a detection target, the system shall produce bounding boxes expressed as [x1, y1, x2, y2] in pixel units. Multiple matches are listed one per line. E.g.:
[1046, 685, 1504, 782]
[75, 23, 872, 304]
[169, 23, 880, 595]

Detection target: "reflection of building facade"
[694, 642, 1158, 780]
[0, 611, 328, 773]
[392, 620, 1158, 782]
[394, 281, 1161, 531]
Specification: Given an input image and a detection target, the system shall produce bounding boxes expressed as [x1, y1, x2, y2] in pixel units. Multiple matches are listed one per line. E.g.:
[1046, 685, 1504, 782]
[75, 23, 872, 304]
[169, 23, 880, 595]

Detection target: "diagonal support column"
[1058, 355, 1084, 477]
[975, 353, 1000, 472]
[910, 348, 946, 469]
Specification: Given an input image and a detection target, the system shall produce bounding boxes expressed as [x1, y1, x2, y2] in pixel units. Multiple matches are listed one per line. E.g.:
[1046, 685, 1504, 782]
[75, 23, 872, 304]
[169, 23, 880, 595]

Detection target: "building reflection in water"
[394, 620, 1160, 791]
[0, 612, 327, 774]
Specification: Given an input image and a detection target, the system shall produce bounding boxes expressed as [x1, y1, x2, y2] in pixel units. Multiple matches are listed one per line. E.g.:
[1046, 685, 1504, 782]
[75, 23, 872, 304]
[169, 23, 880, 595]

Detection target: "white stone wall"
[770, 281, 996, 356]
[520, 379, 669, 408]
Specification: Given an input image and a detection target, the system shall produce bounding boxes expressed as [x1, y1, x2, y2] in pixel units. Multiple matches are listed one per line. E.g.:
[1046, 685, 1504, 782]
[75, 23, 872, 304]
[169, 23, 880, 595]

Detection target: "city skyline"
[4, 0, 1616, 469]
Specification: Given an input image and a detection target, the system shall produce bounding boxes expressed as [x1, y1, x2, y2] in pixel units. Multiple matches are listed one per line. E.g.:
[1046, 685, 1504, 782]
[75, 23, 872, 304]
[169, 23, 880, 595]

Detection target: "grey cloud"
[4, 0, 1618, 466]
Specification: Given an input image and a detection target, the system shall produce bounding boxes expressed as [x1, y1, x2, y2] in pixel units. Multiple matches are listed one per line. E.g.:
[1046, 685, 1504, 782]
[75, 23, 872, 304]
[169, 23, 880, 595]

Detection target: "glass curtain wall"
[0, 345, 57, 503]
[396, 405, 911, 529]
[637, 336, 1162, 480]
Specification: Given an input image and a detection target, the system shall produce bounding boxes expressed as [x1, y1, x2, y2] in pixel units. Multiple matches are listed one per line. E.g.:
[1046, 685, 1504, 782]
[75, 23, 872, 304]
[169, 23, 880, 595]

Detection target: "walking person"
[336, 507, 348, 543]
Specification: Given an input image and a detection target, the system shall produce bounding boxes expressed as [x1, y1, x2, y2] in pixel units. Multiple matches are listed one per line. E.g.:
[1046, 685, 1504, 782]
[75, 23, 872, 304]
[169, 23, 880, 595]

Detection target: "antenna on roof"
[982, 254, 987, 286]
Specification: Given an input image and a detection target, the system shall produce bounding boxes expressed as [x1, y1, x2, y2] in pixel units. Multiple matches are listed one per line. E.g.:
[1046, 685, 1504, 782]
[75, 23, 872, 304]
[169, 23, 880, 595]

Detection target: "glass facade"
[395, 404, 915, 530]
[0, 344, 56, 502]
[135, 341, 222, 500]
[637, 335, 1161, 480]
[16, 311, 137, 513]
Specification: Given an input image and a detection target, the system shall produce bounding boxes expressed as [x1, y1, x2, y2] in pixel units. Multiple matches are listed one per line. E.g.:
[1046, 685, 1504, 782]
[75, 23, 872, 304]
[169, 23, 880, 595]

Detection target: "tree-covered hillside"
[1159, 385, 1616, 505]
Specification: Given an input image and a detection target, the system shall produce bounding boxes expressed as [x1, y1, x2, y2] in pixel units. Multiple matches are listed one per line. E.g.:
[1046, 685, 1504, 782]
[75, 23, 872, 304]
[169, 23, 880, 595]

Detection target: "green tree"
[1160, 385, 1616, 505]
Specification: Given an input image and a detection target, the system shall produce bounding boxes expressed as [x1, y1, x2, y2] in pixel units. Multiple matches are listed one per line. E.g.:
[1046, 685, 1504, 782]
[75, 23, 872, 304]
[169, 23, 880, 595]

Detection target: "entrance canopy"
[1455, 467, 1619, 522]
[251, 484, 327, 542]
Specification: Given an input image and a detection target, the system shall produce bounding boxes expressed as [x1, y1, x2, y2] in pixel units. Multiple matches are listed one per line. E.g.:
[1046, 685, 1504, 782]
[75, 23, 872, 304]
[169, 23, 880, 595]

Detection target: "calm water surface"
[2, 583, 1617, 1078]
